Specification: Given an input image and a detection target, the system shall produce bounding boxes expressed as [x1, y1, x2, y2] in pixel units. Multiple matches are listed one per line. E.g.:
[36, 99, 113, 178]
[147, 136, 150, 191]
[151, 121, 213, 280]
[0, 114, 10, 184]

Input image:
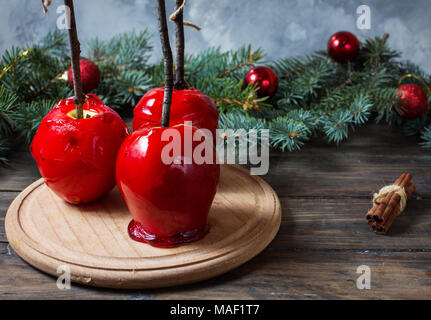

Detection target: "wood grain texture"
[4, 165, 281, 289]
[0, 151, 40, 192]
[1, 122, 431, 299]
[1, 243, 430, 299]
[275, 197, 431, 250]
[0, 192, 19, 242]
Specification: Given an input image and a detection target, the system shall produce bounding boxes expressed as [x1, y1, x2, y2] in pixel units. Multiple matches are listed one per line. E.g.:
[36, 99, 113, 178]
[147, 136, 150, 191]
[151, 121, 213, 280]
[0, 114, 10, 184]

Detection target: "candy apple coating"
[116, 125, 220, 247]
[67, 59, 101, 92]
[132, 88, 219, 135]
[31, 94, 129, 204]
[327, 31, 360, 64]
[243, 66, 279, 98]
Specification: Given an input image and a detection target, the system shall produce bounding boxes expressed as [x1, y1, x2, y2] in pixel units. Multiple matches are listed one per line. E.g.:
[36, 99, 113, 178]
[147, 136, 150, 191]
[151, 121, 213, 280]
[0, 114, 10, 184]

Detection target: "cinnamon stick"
[365, 205, 377, 223]
[372, 173, 411, 223]
[372, 173, 404, 221]
[365, 173, 415, 235]
[375, 182, 415, 234]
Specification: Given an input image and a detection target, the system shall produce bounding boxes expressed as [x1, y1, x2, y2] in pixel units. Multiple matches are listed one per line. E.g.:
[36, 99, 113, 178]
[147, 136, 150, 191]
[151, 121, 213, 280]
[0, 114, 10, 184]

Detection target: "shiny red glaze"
[116, 125, 220, 248]
[30, 94, 129, 204]
[132, 88, 219, 136]
[395, 84, 428, 119]
[327, 31, 360, 64]
[68, 59, 101, 92]
[127, 220, 209, 248]
[243, 66, 279, 98]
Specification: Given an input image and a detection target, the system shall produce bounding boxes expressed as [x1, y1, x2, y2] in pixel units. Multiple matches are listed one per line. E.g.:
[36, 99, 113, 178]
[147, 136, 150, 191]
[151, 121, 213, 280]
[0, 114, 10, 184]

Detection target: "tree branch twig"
[64, 0, 84, 119]
[173, 0, 186, 90]
[157, 0, 174, 127]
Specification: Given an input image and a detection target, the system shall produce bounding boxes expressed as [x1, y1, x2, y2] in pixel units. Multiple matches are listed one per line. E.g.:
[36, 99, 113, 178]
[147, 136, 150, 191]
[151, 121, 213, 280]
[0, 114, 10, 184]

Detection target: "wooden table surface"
[0, 123, 430, 299]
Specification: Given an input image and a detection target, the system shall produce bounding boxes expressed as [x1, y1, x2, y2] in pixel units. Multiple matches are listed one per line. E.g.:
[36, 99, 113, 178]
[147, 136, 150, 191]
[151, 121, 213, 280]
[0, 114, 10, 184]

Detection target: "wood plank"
[155, 250, 431, 300]
[1, 124, 430, 196]
[263, 156, 431, 197]
[1, 243, 429, 299]
[263, 124, 431, 197]
[0, 122, 430, 298]
[3, 194, 429, 250]
[4, 146, 430, 198]
[4, 166, 281, 289]
[311, 121, 425, 150]
[0, 151, 40, 192]
[275, 197, 431, 250]
[0, 192, 19, 242]
[0, 243, 150, 299]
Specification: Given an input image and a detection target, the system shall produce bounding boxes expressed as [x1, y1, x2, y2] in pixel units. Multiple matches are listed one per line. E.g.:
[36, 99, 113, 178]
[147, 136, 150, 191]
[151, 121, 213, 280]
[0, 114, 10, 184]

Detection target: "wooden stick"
[64, 0, 84, 119]
[173, 0, 187, 90]
[157, 0, 174, 128]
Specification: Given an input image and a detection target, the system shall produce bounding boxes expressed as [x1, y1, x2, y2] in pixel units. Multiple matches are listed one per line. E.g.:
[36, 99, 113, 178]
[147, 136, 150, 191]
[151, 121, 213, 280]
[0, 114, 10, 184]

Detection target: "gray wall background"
[1, 0, 431, 72]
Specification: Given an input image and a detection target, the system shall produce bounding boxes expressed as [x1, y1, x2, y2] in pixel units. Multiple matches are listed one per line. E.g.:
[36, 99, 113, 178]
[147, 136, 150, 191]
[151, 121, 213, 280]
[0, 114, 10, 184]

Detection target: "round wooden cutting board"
[5, 165, 281, 289]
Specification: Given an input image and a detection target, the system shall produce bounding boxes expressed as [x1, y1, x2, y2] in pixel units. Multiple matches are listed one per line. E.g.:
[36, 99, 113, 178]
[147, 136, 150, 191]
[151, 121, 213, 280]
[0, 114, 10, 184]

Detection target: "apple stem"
[157, 0, 174, 127]
[173, 0, 187, 90]
[65, 0, 84, 119]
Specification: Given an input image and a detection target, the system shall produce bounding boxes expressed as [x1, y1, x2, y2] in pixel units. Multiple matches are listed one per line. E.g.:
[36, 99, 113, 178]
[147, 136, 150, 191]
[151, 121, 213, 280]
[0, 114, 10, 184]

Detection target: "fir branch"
[269, 116, 311, 151]
[1, 30, 430, 161]
[0, 138, 10, 166]
[323, 110, 353, 144]
[114, 70, 152, 106]
[39, 29, 68, 57]
[14, 99, 56, 144]
[420, 125, 431, 148]
[216, 51, 258, 79]
[0, 86, 19, 137]
[219, 111, 267, 132]
[404, 116, 428, 137]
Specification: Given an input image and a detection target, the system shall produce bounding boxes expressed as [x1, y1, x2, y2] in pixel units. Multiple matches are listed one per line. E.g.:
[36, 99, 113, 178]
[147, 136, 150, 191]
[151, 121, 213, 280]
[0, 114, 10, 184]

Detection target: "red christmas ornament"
[327, 31, 360, 64]
[116, 125, 220, 247]
[68, 59, 101, 92]
[395, 83, 428, 119]
[133, 87, 219, 137]
[31, 94, 129, 204]
[243, 66, 278, 98]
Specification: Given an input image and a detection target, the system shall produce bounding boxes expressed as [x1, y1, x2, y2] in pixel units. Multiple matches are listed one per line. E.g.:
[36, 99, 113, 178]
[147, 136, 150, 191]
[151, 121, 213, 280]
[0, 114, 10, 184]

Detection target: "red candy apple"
[31, 94, 129, 204]
[116, 124, 220, 247]
[132, 88, 219, 136]
[118, 0, 219, 247]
